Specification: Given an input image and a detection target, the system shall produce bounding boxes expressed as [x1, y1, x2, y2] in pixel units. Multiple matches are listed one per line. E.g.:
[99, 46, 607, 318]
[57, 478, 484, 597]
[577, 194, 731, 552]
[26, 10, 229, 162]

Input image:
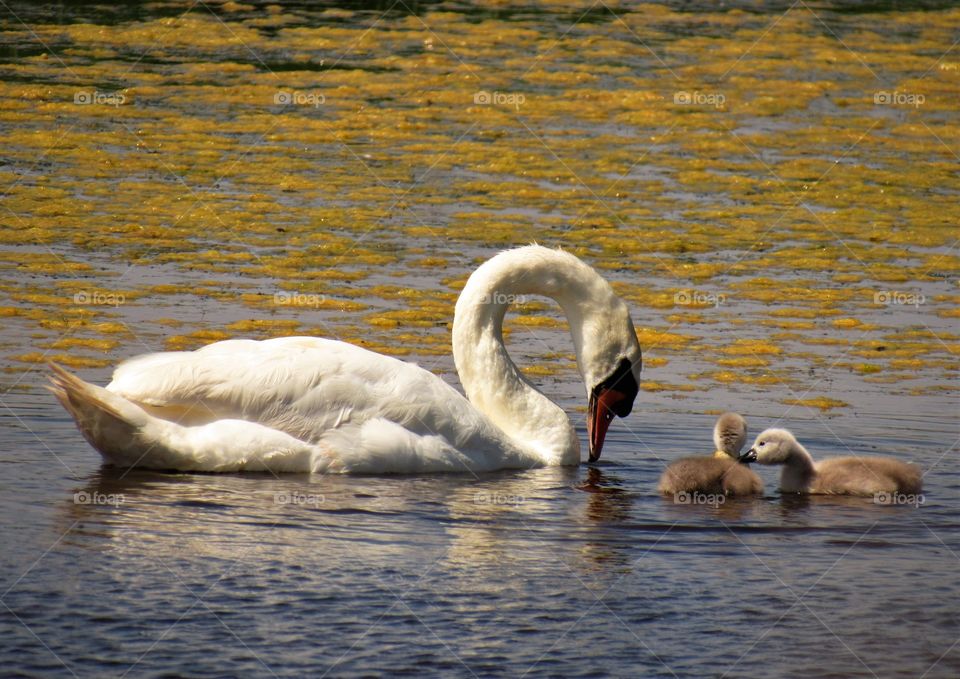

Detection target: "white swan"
[657, 413, 763, 496]
[49, 245, 643, 474]
[742, 428, 922, 496]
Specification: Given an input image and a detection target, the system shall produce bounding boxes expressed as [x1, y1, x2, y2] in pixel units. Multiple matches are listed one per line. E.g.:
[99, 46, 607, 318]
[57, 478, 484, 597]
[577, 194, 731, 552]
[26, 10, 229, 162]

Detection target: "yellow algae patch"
[349, 340, 414, 358]
[239, 293, 367, 313]
[644, 357, 669, 369]
[521, 364, 561, 378]
[720, 339, 782, 356]
[798, 337, 850, 347]
[150, 318, 186, 328]
[12, 352, 110, 369]
[165, 330, 232, 351]
[411, 257, 450, 268]
[691, 370, 792, 386]
[85, 322, 133, 335]
[641, 381, 697, 393]
[12, 292, 77, 307]
[716, 356, 769, 368]
[0, 306, 58, 322]
[761, 320, 817, 330]
[832, 317, 876, 330]
[770, 308, 836, 319]
[908, 384, 960, 396]
[507, 315, 564, 329]
[225, 319, 300, 335]
[664, 312, 721, 325]
[851, 340, 935, 360]
[611, 283, 679, 310]
[862, 374, 916, 385]
[366, 308, 446, 329]
[782, 397, 849, 411]
[41, 337, 118, 352]
[635, 328, 699, 350]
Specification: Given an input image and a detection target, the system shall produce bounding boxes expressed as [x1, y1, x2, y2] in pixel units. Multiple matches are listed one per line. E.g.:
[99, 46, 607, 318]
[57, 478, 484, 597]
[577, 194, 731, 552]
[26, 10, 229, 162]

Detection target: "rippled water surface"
[1, 0, 959, 677]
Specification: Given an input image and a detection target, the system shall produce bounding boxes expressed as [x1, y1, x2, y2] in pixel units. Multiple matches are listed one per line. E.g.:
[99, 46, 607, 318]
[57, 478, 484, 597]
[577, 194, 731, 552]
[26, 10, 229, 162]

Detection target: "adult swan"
[50, 245, 643, 474]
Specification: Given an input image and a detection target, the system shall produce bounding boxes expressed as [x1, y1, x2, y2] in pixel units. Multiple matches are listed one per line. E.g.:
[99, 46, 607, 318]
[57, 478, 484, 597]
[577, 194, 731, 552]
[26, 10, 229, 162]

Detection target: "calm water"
[2, 0, 959, 677]
[3, 388, 958, 677]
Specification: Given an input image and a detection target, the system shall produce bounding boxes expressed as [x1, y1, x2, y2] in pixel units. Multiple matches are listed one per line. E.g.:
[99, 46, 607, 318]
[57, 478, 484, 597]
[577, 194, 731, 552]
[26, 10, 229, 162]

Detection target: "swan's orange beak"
[588, 389, 617, 462]
[587, 358, 639, 462]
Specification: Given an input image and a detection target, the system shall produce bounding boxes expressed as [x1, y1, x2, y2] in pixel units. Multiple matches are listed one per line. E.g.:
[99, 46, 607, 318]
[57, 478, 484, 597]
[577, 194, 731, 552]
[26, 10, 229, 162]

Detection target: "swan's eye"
[758, 441, 765, 446]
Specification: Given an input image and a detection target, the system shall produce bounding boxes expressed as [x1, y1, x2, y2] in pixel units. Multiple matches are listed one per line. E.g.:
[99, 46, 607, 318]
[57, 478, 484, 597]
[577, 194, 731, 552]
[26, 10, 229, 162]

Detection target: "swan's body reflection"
[63, 464, 656, 582]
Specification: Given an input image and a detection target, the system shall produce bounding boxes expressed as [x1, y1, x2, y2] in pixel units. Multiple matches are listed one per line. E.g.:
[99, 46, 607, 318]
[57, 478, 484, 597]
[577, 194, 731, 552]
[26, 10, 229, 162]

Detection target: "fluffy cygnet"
[658, 413, 763, 496]
[742, 428, 922, 496]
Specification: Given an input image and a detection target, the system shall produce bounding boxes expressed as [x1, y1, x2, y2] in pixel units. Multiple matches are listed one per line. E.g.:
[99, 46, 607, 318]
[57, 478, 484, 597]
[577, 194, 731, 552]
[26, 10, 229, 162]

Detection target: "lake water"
[1, 1, 958, 677]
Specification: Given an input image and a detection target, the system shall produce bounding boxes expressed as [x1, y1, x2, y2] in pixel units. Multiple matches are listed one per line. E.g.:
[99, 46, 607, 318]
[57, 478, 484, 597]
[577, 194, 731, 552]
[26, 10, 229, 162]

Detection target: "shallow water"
[1, 0, 959, 677]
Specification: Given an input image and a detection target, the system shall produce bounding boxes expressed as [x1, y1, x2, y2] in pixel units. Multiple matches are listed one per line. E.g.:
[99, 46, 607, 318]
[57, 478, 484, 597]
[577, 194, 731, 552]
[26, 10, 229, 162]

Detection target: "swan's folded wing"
[108, 338, 384, 426]
[105, 337, 513, 456]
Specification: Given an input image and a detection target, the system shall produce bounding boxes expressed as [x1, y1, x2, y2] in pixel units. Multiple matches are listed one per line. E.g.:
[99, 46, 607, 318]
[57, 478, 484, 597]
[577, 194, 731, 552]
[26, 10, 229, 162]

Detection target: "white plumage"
[50, 246, 643, 474]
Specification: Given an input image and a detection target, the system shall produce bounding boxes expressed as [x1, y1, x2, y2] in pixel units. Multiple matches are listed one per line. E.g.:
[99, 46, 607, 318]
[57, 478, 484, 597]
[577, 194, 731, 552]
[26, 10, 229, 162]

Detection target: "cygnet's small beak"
[739, 448, 758, 464]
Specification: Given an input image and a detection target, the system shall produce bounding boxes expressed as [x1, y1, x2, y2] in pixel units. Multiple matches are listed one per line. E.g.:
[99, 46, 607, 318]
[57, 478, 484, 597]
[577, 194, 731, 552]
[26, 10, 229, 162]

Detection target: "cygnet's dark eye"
[759, 441, 766, 446]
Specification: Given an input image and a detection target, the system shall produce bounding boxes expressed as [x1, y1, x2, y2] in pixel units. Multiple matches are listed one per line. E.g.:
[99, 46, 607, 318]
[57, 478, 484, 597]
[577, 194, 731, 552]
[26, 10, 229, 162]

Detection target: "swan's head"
[713, 412, 747, 459]
[584, 303, 642, 463]
[741, 428, 797, 464]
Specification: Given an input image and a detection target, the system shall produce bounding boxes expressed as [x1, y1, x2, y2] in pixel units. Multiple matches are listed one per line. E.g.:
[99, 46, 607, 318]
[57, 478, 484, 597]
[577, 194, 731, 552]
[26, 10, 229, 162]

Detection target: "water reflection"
[578, 466, 633, 524]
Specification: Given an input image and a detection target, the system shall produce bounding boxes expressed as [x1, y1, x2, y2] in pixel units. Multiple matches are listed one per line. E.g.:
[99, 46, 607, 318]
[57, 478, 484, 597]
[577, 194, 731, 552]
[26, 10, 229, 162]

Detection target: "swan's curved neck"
[781, 440, 816, 493]
[452, 248, 621, 465]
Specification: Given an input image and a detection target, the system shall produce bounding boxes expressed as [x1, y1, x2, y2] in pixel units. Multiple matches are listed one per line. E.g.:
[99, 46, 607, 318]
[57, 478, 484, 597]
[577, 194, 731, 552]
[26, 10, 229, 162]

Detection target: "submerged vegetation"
[0, 1, 957, 411]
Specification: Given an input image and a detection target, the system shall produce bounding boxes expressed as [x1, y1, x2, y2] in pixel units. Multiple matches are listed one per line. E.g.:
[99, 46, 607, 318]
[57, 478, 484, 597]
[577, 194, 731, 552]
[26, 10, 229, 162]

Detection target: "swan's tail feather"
[48, 363, 153, 466]
[48, 363, 330, 473]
